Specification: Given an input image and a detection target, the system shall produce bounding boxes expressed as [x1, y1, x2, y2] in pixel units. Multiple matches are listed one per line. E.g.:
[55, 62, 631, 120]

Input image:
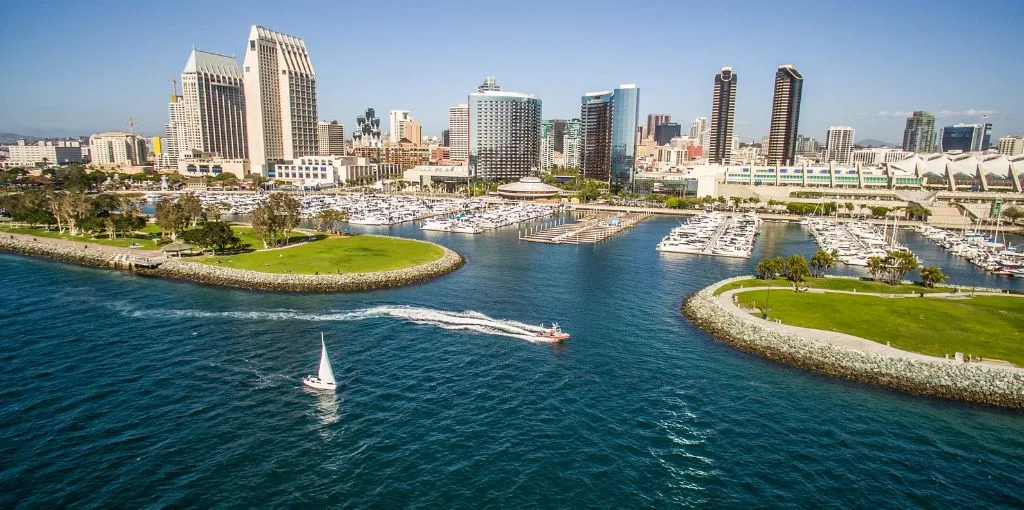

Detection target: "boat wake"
[119, 305, 557, 344]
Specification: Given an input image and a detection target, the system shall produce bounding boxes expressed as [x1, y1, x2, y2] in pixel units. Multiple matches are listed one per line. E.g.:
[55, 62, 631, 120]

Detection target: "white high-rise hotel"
[243, 25, 319, 175]
[448, 104, 469, 161]
[824, 126, 855, 164]
[388, 110, 411, 143]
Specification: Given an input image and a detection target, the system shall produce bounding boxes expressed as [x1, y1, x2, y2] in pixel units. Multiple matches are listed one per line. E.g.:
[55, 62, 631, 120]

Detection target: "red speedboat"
[537, 323, 571, 342]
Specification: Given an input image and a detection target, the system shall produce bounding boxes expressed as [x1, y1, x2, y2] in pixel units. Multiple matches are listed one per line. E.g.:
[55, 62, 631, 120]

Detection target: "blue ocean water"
[1, 219, 1022, 508]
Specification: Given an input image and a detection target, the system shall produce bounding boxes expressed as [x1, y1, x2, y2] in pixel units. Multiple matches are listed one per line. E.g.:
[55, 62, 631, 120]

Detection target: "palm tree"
[810, 249, 838, 278]
[866, 256, 885, 283]
[920, 266, 947, 288]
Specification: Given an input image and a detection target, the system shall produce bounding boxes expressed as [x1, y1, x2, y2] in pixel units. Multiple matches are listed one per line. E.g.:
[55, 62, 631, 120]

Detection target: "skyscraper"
[690, 116, 707, 140]
[580, 84, 640, 186]
[388, 110, 411, 143]
[159, 85, 186, 169]
[317, 120, 345, 156]
[563, 119, 582, 169]
[448, 104, 469, 161]
[654, 122, 681, 146]
[646, 114, 670, 140]
[940, 123, 991, 152]
[352, 108, 381, 147]
[468, 77, 542, 180]
[767, 64, 803, 166]
[179, 49, 248, 160]
[998, 136, 1024, 156]
[478, 76, 500, 92]
[243, 25, 319, 174]
[824, 126, 855, 164]
[403, 120, 422, 145]
[901, 111, 936, 153]
[709, 67, 737, 164]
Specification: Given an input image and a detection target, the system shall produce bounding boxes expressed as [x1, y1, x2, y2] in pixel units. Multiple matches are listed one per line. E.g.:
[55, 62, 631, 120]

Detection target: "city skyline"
[0, 0, 1021, 143]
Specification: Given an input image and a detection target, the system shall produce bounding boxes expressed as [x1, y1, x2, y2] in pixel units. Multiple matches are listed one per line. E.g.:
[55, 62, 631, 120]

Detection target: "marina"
[191, 192, 480, 225]
[519, 210, 653, 244]
[656, 211, 762, 258]
[803, 217, 917, 266]
[420, 203, 556, 234]
[915, 223, 1024, 277]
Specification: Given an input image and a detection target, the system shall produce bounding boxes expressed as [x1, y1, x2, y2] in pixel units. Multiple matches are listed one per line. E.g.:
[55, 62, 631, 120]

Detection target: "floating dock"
[519, 211, 653, 244]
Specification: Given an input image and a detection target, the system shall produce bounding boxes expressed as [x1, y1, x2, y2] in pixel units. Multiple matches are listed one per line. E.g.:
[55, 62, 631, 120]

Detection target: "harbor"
[803, 217, 917, 266]
[519, 210, 653, 244]
[656, 211, 762, 258]
[420, 203, 556, 234]
[915, 224, 1023, 277]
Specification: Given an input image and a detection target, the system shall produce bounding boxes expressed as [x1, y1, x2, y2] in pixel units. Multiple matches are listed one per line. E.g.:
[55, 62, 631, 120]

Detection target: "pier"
[701, 216, 734, 254]
[519, 211, 653, 244]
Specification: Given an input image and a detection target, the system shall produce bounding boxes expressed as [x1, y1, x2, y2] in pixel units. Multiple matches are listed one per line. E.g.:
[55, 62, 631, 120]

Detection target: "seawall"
[683, 276, 1024, 409]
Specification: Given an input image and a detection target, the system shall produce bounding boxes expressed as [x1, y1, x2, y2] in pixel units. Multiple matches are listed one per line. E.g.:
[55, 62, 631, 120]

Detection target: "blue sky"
[1, 0, 1022, 143]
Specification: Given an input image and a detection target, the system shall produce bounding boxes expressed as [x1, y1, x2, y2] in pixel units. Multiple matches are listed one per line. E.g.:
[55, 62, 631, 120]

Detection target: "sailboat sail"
[318, 335, 336, 385]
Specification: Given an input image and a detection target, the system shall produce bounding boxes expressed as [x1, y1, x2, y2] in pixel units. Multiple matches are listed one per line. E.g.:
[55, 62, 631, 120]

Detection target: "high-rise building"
[317, 120, 345, 156]
[243, 25, 319, 174]
[468, 77, 542, 180]
[388, 110, 411, 143]
[448, 104, 469, 161]
[767, 64, 803, 165]
[353, 108, 381, 148]
[403, 120, 422, 145]
[796, 134, 820, 155]
[563, 119, 582, 169]
[646, 114, 670, 140]
[709, 67, 737, 164]
[478, 76, 500, 92]
[160, 87, 186, 169]
[89, 132, 149, 167]
[7, 139, 83, 167]
[998, 136, 1024, 156]
[178, 49, 248, 161]
[902, 111, 936, 153]
[541, 120, 556, 171]
[654, 122, 681, 146]
[940, 123, 991, 152]
[690, 116, 707, 140]
[824, 126, 855, 164]
[580, 84, 640, 186]
[441, 129, 450, 147]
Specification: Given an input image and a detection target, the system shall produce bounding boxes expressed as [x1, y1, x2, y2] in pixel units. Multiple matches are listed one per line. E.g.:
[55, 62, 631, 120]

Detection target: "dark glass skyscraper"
[654, 122, 681, 146]
[940, 123, 991, 153]
[767, 64, 803, 165]
[709, 67, 736, 164]
[580, 85, 640, 187]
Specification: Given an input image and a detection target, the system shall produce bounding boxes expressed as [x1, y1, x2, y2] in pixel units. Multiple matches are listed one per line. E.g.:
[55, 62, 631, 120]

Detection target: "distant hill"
[855, 138, 898, 148]
[0, 133, 39, 144]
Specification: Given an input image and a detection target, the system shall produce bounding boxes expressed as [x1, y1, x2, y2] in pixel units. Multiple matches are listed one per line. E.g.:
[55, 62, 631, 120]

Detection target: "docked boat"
[537, 323, 571, 342]
[303, 333, 337, 391]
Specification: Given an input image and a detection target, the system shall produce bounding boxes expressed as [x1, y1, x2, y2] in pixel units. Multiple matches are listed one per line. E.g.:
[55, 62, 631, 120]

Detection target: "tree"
[756, 256, 786, 280]
[181, 221, 240, 255]
[844, 202, 855, 216]
[177, 193, 203, 227]
[314, 209, 349, 235]
[870, 206, 891, 218]
[866, 256, 885, 283]
[1001, 205, 1022, 225]
[784, 254, 810, 289]
[883, 250, 919, 285]
[919, 266, 947, 288]
[809, 249, 838, 278]
[250, 193, 301, 248]
[155, 200, 187, 241]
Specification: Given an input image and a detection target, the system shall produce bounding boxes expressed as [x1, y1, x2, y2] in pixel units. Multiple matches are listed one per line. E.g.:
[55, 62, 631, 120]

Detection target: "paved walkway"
[1, 231, 166, 260]
[716, 287, 1024, 373]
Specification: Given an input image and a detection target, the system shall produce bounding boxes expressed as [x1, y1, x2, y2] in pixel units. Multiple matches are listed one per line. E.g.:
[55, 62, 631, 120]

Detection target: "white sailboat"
[303, 333, 337, 391]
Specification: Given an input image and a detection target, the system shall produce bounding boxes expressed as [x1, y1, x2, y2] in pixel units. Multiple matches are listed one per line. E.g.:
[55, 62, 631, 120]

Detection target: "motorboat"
[303, 333, 337, 391]
[537, 323, 571, 342]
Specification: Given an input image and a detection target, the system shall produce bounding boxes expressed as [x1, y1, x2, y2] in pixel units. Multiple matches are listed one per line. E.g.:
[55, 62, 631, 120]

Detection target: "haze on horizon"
[0, 0, 1021, 143]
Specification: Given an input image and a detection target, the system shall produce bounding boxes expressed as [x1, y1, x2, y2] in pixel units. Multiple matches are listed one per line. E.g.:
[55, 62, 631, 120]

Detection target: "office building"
[709, 67, 737, 164]
[796, 134, 820, 156]
[177, 152, 249, 180]
[541, 119, 580, 170]
[851, 148, 913, 165]
[690, 117, 707, 140]
[89, 132, 149, 167]
[654, 122, 681, 146]
[824, 126, 855, 164]
[317, 120, 345, 156]
[767, 64, 803, 165]
[940, 123, 991, 152]
[998, 136, 1024, 156]
[902, 111, 936, 153]
[563, 119, 581, 169]
[541, 120, 557, 170]
[646, 114, 670, 140]
[388, 110, 411, 143]
[448, 104, 469, 161]
[353, 108, 381, 148]
[7, 139, 83, 167]
[580, 84, 640, 186]
[441, 129, 450, 147]
[403, 120, 422, 145]
[384, 140, 430, 170]
[468, 77, 542, 180]
[243, 25, 319, 175]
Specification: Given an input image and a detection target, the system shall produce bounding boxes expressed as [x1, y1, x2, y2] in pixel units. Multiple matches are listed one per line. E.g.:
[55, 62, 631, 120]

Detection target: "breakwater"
[0, 233, 464, 293]
[683, 276, 1024, 409]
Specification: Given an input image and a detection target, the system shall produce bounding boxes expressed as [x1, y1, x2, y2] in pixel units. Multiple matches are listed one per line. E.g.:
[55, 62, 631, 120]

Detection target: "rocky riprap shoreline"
[683, 277, 1024, 409]
[0, 233, 465, 293]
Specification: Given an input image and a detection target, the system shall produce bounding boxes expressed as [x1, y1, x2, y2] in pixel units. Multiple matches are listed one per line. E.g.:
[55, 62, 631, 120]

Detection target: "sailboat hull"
[303, 376, 337, 391]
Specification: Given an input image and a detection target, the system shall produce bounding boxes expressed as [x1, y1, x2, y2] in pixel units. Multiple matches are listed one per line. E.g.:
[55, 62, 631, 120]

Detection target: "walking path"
[716, 287, 1024, 372]
[1, 231, 165, 260]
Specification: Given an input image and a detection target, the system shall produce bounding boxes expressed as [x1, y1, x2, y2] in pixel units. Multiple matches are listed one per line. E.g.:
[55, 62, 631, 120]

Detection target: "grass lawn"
[734, 289, 1024, 365]
[0, 224, 161, 249]
[193, 234, 446, 274]
[714, 276, 949, 296]
[231, 227, 310, 250]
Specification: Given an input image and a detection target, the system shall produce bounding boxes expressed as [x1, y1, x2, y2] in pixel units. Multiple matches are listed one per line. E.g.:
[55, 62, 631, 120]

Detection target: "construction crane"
[126, 117, 148, 134]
